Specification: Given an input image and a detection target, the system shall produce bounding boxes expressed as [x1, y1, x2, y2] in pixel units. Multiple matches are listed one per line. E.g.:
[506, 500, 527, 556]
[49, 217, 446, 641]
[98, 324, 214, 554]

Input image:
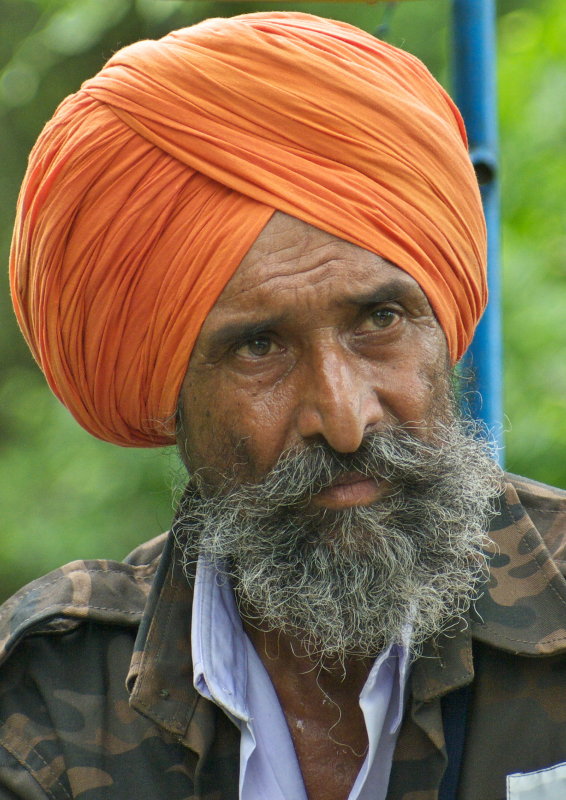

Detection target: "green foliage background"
[1, 0, 565, 601]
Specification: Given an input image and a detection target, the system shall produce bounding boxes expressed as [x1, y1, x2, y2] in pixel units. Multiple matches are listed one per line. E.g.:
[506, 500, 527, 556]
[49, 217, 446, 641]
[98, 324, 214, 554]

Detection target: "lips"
[311, 471, 386, 510]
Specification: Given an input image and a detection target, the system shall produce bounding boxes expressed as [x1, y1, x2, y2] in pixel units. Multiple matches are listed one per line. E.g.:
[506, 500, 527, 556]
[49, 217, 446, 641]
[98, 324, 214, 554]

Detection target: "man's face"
[175, 212, 500, 660]
[178, 211, 449, 498]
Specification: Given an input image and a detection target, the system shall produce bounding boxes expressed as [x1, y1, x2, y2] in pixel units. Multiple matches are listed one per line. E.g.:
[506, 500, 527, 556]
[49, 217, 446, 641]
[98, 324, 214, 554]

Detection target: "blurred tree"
[1, 0, 564, 600]
[497, 1, 566, 484]
[0, 0, 205, 599]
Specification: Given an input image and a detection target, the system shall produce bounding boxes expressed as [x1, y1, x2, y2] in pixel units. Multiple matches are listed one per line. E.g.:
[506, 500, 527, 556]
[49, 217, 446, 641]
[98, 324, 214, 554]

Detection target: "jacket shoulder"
[506, 472, 566, 563]
[0, 533, 167, 668]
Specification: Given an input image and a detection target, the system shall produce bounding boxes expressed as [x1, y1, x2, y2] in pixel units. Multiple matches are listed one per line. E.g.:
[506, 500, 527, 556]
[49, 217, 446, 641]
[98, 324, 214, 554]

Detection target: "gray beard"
[174, 419, 502, 663]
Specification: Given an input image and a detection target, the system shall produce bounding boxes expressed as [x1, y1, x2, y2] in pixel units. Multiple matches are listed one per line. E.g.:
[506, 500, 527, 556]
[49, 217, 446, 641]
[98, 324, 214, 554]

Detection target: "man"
[2, 12, 566, 800]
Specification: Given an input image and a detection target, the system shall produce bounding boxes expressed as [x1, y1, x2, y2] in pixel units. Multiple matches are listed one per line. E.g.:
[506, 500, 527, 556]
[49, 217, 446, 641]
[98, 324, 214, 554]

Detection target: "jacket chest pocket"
[507, 762, 566, 799]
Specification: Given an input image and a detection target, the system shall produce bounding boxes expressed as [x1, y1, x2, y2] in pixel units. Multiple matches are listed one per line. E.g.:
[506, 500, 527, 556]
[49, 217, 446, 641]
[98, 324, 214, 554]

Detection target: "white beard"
[175, 420, 501, 664]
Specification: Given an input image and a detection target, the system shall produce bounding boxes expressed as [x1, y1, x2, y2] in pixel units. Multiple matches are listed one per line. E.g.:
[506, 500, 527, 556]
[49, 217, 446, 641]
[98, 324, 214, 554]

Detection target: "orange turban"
[10, 12, 487, 447]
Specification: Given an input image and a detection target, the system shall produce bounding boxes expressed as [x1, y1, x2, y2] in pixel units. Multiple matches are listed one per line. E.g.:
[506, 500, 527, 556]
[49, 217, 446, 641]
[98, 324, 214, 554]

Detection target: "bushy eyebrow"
[206, 315, 290, 352]
[205, 278, 421, 352]
[339, 278, 420, 309]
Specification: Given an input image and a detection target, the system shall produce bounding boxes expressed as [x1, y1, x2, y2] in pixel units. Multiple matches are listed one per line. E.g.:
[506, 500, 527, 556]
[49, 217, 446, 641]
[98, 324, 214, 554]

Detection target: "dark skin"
[242, 625, 374, 800]
[178, 212, 449, 800]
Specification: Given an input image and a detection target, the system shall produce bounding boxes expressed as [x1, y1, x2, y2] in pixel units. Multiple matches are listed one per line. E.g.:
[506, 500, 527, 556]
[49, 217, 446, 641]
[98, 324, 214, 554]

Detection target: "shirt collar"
[191, 557, 250, 723]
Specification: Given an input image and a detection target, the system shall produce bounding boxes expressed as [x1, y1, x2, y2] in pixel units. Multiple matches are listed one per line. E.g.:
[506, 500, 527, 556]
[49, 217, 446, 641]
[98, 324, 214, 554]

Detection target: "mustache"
[186, 419, 480, 512]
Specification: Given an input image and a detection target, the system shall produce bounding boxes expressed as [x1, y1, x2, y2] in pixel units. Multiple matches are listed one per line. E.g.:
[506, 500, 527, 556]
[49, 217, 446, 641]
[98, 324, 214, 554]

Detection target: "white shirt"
[192, 557, 411, 800]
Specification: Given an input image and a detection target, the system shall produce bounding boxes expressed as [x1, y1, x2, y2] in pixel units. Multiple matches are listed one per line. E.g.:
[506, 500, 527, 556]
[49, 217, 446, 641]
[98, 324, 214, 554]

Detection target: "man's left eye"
[366, 308, 399, 329]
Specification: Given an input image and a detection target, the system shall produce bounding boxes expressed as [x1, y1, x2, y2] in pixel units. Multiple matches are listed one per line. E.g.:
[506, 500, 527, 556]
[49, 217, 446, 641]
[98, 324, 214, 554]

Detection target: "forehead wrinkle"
[247, 259, 348, 297]
[220, 251, 395, 307]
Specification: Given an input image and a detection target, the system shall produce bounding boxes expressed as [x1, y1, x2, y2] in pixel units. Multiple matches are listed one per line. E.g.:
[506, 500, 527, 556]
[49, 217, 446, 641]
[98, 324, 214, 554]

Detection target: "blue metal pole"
[452, 0, 504, 462]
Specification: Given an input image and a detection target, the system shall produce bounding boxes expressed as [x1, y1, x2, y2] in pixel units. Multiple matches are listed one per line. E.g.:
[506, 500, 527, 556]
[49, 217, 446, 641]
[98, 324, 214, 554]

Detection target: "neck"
[241, 614, 374, 695]
[242, 614, 374, 773]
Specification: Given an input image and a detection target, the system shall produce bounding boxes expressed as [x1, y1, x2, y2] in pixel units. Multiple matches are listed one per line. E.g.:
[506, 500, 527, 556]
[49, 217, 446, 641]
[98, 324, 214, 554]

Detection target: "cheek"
[178, 371, 227, 470]
[405, 366, 453, 427]
[377, 339, 450, 424]
[226, 389, 294, 478]
[179, 372, 293, 480]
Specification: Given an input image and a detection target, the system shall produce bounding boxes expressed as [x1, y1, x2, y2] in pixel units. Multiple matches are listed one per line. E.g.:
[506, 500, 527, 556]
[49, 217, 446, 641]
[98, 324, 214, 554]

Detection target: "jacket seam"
[1, 605, 143, 667]
[1, 567, 154, 612]
[476, 632, 566, 645]
[22, 604, 144, 619]
[0, 735, 70, 800]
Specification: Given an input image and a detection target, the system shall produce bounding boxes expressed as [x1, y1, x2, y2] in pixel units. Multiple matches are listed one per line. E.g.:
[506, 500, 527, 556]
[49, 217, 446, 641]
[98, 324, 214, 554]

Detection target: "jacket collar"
[411, 479, 566, 703]
[127, 531, 211, 753]
[127, 479, 566, 743]
[472, 480, 566, 655]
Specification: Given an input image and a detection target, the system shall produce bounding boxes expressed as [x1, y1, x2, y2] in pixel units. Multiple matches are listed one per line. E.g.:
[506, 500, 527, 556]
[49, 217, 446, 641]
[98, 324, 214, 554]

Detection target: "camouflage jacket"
[1, 474, 566, 800]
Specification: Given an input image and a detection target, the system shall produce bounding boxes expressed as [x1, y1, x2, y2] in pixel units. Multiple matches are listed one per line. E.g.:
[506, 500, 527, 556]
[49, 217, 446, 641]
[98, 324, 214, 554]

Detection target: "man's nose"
[295, 347, 384, 453]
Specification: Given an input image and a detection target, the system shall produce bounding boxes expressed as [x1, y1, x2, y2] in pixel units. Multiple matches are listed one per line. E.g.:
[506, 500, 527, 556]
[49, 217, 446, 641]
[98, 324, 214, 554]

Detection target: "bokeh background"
[1, 0, 565, 601]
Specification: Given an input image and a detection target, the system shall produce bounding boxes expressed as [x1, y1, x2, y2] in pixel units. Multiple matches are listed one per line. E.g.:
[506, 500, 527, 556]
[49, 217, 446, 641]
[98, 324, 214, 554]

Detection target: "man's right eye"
[235, 336, 275, 358]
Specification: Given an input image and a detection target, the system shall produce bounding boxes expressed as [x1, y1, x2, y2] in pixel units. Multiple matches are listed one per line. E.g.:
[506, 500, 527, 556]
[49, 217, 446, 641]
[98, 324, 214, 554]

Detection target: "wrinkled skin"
[179, 211, 450, 503]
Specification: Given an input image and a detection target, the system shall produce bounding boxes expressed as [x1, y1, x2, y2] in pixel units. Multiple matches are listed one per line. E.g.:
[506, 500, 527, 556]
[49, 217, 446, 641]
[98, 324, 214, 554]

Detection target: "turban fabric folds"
[10, 12, 487, 447]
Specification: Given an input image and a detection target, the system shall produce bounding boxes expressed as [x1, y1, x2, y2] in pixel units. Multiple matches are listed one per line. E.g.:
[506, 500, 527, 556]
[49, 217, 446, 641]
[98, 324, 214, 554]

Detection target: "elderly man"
[1, 12, 566, 800]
